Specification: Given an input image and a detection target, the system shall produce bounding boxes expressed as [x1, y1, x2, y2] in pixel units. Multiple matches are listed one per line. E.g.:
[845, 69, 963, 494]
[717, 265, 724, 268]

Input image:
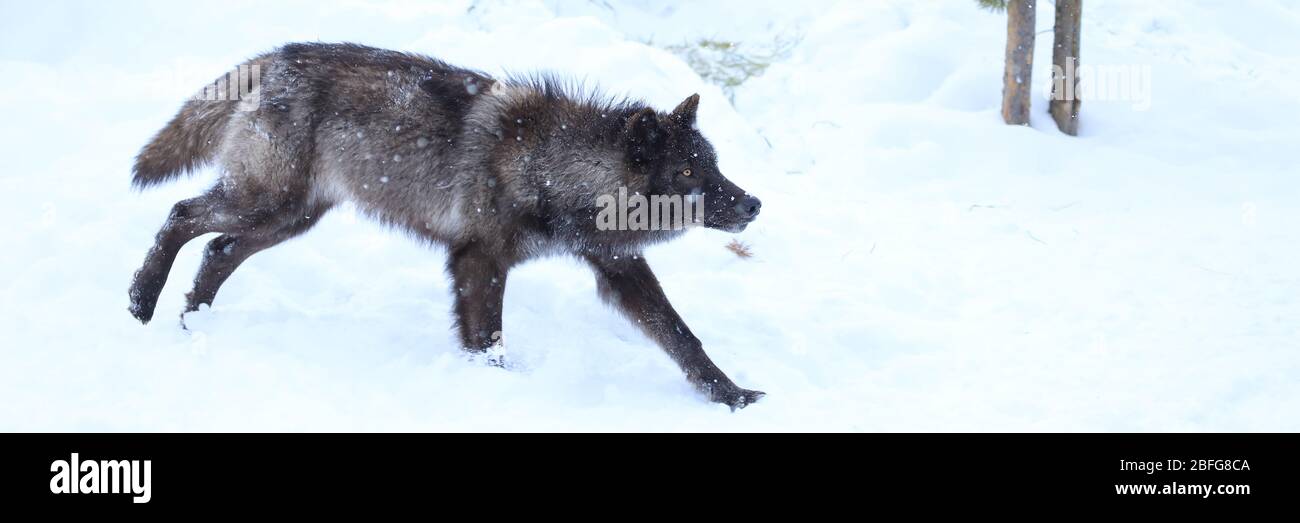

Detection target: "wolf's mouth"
[703, 215, 752, 233]
[721, 221, 749, 233]
[701, 193, 760, 233]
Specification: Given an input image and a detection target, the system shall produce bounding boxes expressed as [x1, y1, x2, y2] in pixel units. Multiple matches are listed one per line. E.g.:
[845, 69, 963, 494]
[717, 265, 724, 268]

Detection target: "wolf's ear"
[670, 93, 700, 126]
[625, 107, 663, 165]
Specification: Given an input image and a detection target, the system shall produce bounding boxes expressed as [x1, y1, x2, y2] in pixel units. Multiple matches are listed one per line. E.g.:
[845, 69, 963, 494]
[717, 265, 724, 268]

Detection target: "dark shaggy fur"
[128, 42, 764, 409]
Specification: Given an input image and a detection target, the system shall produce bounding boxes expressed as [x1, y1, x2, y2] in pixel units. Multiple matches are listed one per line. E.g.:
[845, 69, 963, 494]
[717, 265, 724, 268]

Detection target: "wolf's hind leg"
[129, 189, 245, 323]
[447, 242, 509, 353]
[183, 202, 331, 316]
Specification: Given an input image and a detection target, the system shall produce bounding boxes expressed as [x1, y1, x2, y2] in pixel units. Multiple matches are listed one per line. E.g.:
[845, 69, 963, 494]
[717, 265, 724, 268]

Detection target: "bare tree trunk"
[1001, 0, 1036, 125]
[1050, 0, 1082, 135]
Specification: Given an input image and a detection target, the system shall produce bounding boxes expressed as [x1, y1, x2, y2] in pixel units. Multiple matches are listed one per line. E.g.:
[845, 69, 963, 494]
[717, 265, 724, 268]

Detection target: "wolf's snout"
[737, 195, 762, 220]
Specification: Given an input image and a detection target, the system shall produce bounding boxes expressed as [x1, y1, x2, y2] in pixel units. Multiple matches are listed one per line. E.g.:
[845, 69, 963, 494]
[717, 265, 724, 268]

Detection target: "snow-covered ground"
[1, 0, 1297, 431]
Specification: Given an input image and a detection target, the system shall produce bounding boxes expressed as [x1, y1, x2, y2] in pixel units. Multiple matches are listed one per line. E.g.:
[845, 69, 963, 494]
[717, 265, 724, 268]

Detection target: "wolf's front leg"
[585, 254, 764, 410]
[447, 242, 508, 354]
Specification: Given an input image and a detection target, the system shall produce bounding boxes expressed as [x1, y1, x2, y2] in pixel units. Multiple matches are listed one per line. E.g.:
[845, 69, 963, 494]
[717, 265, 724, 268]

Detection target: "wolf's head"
[624, 94, 761, 233]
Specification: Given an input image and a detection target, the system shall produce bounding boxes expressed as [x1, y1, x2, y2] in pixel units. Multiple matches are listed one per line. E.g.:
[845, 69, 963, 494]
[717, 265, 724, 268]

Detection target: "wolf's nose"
[738, 196, 762, 219]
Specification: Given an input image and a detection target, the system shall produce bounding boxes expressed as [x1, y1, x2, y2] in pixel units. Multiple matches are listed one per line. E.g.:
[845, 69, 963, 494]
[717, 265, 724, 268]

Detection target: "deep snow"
[1, 0, 1297, 431]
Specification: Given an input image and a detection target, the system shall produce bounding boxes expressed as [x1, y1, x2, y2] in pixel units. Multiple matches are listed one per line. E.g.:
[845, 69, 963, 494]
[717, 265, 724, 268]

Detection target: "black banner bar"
[2, 434, 1293, 511]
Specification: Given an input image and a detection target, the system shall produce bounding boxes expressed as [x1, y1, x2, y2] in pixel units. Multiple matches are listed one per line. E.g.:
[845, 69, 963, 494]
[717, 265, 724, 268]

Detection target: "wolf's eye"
[682, 168, 693, 177]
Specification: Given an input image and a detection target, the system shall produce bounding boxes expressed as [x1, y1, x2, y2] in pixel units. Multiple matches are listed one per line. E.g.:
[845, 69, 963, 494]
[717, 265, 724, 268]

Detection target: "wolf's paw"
[127, 299, 154, 324]
[484, 353, 510, 369]
[707, 383, 766, 412]
[463, 344, 516, 370]
[128, 278, 162, 325]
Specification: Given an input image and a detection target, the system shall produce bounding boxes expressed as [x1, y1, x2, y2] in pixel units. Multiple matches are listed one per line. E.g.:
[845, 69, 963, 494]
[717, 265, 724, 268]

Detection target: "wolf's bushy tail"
[131, 97, 236, 189]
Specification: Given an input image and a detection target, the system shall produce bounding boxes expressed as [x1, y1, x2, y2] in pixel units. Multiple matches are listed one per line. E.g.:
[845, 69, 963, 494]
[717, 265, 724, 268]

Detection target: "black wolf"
[128, 43, 764, 409]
